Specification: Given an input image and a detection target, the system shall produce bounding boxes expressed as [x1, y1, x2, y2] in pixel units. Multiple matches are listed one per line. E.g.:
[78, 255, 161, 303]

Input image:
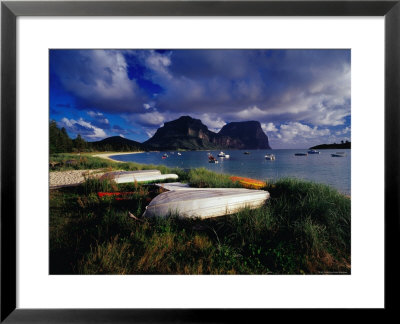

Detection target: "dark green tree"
[49, 120, 73, 154]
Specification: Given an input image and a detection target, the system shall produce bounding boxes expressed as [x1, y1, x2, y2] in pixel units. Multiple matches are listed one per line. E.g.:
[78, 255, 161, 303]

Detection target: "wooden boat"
[142, 188, 270, 219]
[294, 153, 308, 156]
[101, 170, 178, 184]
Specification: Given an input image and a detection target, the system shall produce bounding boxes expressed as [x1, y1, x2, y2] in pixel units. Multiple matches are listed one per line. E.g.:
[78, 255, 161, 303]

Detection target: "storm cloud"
[50, 49, 351, 147]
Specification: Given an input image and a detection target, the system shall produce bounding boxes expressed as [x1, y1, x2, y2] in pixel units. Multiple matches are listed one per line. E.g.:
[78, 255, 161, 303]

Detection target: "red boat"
[208, 155, 218, 163]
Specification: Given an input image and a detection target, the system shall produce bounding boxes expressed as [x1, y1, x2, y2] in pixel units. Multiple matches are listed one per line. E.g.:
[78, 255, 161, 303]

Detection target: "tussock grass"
[50, 154, 351, 274]
[187, 168, 242, 188]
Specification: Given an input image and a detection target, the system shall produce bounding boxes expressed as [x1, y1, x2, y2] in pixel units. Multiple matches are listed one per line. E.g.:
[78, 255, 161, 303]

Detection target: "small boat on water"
[244, 152, 250, 155]
[177, 152, 182, 156]
[162, 153, 168, 159]
[294, 153, 308, 156]
[217, 151, 226, 157]
[308, 149, 320, 154]
[142, 187, 270, 219]
[265, 154, 275, 160]
[331, 152, 345, 157]
[208, 155, 219, 163]
[224, 154, 230, 158]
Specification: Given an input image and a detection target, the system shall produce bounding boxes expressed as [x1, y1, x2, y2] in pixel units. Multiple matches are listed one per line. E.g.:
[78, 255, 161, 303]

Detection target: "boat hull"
[101, 170, 178, 184]
[143, 188, 269, 219]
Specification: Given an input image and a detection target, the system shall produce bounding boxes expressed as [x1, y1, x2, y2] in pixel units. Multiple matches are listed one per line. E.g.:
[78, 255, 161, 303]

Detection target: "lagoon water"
[112, 149, 351, 195]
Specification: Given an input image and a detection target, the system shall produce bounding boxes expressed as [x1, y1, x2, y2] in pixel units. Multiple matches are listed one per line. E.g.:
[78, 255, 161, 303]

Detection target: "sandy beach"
[49, 152, 144, 188]
[92, 151, 144, 162]
[50, 169, 106, 189]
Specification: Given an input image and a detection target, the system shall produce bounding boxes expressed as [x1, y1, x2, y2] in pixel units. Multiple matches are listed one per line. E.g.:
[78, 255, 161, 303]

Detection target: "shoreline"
[92, 151, 145, 162]
[91, 151, 350, 198]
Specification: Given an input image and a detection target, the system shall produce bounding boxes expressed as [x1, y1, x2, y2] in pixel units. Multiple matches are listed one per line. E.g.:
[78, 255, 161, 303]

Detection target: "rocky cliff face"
[143, 116, 271, 150]
[218, 121, 271, 149]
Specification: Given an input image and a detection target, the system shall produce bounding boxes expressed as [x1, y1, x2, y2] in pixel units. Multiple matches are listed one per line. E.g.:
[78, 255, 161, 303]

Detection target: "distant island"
[50, 116, 271, 154]
[143, 116, 271, 150]
[310, 141, 351, 150]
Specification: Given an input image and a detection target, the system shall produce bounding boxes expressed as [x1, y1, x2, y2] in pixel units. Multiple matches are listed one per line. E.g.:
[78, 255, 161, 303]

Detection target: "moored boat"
[331, 152, 345, 157]
[208, 155, 219, 163]
[217, 151, 226, 157]
[265, 154, 275, 160]
[307, 149, 320, 154]
[294, 153, 308, 156]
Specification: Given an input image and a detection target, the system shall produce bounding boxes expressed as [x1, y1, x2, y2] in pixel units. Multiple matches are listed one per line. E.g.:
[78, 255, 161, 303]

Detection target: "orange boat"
[229, 176, 266, 189]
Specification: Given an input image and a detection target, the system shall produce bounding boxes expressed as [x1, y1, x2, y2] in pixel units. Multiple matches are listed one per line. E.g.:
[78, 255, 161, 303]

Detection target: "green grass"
[187, 168, 242, 188]
[49, 154, 351, 274]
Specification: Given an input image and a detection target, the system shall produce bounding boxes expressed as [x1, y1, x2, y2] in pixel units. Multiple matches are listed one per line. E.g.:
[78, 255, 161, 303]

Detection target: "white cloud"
[234, 106, 269, 120]
[87, 111, 103, 117]
[144, 50, 172, 77]
[335, 126, 351, 135]
[59, 117, 107, 140]
[196, 113, 226, 132]
[133, 111, 165, 127]
[262, 122, 278, 133]
[278, 122, 331, 143]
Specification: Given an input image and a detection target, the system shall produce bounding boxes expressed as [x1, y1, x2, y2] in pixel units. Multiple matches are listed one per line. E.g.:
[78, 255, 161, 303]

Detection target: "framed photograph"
[1, 0, 399, 321]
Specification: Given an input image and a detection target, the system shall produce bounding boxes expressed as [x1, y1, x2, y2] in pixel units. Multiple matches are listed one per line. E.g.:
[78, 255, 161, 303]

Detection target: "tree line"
[50, 121, 143, 154]
[49, 120, 88, 154]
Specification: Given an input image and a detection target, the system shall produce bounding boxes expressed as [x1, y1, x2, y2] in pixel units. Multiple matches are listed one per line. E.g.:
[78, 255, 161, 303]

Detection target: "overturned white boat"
[101, 170, 178, 184]
[142, 187, 269, 219]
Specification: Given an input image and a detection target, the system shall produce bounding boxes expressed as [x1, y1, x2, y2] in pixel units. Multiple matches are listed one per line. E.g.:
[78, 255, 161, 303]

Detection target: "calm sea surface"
[112, 149, 351, 195]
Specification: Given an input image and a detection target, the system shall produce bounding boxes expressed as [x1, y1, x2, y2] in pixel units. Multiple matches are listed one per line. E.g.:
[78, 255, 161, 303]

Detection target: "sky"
[50, 49, 351, 149]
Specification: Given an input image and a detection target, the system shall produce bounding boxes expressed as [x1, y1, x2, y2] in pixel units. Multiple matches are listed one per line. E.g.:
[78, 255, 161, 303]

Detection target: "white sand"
[92, 151, 144, 162]
[49, 169, 106, 189]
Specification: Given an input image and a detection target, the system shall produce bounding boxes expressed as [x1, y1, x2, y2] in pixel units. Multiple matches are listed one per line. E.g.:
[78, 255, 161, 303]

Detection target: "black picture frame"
[1, 0, 399, 322]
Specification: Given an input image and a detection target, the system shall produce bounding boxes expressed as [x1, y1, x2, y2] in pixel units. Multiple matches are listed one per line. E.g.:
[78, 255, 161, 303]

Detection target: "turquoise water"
[112, 149, 351, 195]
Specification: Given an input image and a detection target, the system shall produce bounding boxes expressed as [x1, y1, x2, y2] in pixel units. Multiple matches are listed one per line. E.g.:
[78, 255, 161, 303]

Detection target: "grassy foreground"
[50, 153, 351, 274]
